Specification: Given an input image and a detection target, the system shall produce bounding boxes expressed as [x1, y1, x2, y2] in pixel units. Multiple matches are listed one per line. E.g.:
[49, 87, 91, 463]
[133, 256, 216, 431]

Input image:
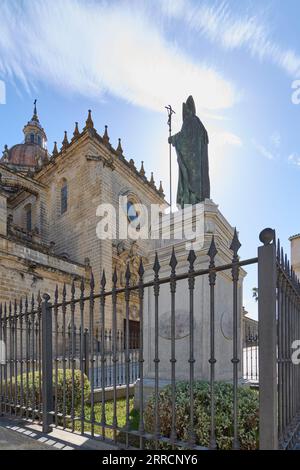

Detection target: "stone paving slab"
[0, 417, 118, 451]
[0, 424, 53, 450]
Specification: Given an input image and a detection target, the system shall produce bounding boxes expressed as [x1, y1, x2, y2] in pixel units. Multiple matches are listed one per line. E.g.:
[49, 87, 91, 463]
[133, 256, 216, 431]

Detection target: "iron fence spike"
[169, 246, 178, 271]
[153, 252, 160, 273]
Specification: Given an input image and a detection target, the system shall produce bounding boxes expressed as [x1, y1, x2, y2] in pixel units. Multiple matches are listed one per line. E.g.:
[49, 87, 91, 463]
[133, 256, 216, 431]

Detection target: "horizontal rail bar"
[52, 257, 258, 309]
[0, 257, 258, 320]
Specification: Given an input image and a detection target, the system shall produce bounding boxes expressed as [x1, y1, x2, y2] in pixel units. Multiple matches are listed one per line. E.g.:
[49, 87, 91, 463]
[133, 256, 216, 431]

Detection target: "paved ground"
[0, 422, 54, 450]
[0, 416, 118, 450]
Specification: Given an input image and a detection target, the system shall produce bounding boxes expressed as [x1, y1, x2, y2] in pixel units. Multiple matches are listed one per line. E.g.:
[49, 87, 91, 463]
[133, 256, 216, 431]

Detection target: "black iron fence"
[55, 326, 139, 389]
[276, 240, 300, 448]
[243, 327, 259, 383]
[1, 228, 300, 450]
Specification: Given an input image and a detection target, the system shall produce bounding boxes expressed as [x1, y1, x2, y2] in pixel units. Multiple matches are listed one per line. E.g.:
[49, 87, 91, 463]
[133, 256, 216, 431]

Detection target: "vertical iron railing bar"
[112, 269, 118, 443]
[41, 293, 53, 433]
[125, 264, 131, 449]
[230, 228, 241, 450]
[24, 298, 29, 419]
[37, 292, 42, 423]
[108, 329, 112, 387]
[79, 278, 85, 435]
[3, 304, 8, 415]
[13, 299, 18, 416]
[287, 279, 292, 432]
[285, 265, 290, 441]
[8, 302, 12, 414]
[208, 237, 217, 449]
[249, 328, 253, 380]
[89, 274, 95, 437]
[277, 268, 284, 442]
[62, 284, 67, 429]
[153, 252, 161, 448]
[295, 292, 300, 414]
[290, 287, 295, 427]
[169, 247, 178, 448]
[54, 286, 59, 428]
[138, 258, 145, 449]
[30, 295, 36, 420]
[0, 304, 2, 415]
[70, 281, 76, 432]
[283, 253, 288, 440]
[19, 299, 24, 417]
[188, 248, 196, 448]
[100, 270, 107, 440]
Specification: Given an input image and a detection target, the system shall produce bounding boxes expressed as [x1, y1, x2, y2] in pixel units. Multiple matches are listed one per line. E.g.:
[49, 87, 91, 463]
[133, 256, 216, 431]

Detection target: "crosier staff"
[165, 104, 175, 211]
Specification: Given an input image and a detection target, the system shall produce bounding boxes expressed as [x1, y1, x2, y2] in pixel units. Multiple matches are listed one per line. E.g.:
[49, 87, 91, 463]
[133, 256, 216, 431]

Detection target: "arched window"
[30, 133, 34, 144]
[60, 179, 68, 214]
[24, 204, 32, 232]
[37, 135, 41, 146]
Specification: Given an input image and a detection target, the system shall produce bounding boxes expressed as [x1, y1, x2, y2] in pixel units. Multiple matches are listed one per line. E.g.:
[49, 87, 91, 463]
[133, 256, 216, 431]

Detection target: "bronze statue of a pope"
[169, 95, 210, 208]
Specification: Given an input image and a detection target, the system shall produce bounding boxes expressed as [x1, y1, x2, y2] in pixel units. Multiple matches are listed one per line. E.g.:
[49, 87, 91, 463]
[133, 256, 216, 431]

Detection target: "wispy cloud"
[212, 131, 242, 148]
[288, 153, 300, 167]
[0, 0, 237, 114]
[270, 132, 281, 148]
[252, 140, 275, 160]
[160, 0, 300, 77]
[0, 80, 5, 104]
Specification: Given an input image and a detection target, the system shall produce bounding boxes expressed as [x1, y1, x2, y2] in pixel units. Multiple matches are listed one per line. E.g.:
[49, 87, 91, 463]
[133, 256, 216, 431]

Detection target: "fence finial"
[153, 252, 160, 274]
[207, 235, 217, 263]
[259, 228, 275, 246]
[112, 266, 117, 285]
[101, 269, 106, 288]
[169, 246, 178, 271]
[230, 228, 241, 255]
[138, 257, 144, 278]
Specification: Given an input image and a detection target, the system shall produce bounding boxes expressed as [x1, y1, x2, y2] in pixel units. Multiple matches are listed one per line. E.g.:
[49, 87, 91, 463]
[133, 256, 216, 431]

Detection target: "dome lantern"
[23, 99, 47, 149]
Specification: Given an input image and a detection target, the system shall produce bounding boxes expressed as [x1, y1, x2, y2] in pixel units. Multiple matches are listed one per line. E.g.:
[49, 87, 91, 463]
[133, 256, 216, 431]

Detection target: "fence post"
[41, 293, 53, 433]
[258, 228, 278, 450]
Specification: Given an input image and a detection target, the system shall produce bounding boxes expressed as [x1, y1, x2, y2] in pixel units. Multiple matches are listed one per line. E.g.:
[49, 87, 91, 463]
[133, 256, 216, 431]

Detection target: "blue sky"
[1, 0, 300, 317]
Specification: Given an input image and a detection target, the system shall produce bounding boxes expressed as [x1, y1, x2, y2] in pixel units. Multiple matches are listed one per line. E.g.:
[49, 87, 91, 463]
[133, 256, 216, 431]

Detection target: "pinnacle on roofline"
[84, 109, 95, 131]
[72, 122, 80, 140]
[103, 125, 110, 144]
[158, 180, 164, 196]
[61, 131, 69, 150]
[116, 138, 123, 156]
[52, 141, 58, 157]
[139, 161, 145, 177]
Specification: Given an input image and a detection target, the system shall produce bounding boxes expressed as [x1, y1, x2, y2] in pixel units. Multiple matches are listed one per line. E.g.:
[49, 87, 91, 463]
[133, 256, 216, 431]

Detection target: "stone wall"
[0, 235, 90, 326]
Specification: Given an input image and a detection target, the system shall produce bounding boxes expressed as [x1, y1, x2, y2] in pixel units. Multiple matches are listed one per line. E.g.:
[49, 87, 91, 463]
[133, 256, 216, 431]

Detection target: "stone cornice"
[34, 128, 166, 202]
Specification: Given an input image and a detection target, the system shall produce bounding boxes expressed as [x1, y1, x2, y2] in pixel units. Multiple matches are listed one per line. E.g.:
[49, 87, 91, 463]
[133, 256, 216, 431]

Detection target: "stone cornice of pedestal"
[145, 199, 247, 281]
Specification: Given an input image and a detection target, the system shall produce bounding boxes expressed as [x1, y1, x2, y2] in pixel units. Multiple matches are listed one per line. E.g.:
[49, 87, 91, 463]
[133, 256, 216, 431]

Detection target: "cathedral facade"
[0, 103, 165, 332]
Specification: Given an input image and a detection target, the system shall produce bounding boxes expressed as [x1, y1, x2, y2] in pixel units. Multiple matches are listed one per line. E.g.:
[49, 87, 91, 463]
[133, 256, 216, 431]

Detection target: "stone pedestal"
[135, 200, 246, 406]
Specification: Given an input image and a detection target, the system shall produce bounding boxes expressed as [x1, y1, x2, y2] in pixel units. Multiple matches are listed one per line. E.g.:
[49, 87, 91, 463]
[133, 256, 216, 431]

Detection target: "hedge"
[144, 381, 259, 450]
[5, 369, 90, 416]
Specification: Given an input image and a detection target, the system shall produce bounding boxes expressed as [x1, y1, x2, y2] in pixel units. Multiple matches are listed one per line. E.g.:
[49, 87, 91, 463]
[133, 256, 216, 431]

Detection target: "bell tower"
[23, 99, 47, 148]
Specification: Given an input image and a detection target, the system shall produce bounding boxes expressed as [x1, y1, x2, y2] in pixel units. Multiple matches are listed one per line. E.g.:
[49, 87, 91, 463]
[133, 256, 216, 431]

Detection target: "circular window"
[127, 201, 139, 222]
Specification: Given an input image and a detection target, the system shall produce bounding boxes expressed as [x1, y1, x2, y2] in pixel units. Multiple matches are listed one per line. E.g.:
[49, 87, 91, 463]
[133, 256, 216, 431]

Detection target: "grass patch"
[73, 398, 139, 443]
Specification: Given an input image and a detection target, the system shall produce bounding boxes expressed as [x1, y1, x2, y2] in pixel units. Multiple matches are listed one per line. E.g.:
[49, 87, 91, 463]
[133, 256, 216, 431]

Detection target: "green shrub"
[5, 369, 90, 416]
[144, 381, 259, 450]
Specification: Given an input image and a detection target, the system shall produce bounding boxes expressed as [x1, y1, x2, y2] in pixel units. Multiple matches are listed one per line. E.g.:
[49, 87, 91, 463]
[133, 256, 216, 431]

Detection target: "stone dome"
[1, 100, 49, 170]
[6, 142, 49, 168]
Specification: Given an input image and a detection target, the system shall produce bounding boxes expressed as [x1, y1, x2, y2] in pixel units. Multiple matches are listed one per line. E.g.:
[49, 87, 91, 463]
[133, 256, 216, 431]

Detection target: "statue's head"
[183, 95, 196, 121]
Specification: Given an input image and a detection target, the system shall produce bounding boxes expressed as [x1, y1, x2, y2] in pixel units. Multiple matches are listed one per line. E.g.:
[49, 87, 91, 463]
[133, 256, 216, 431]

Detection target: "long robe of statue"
[169, 95, 210, 208]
